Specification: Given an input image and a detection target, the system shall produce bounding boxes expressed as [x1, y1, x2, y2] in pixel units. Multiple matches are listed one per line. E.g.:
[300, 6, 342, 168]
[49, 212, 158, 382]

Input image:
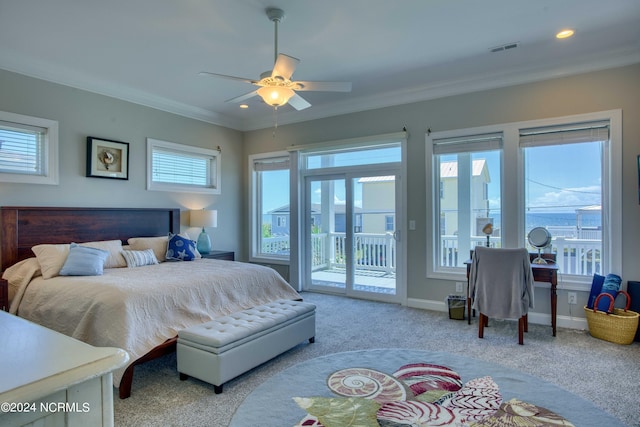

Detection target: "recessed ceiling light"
[239, 104, 249, 109]
[556, 29, 575, 39]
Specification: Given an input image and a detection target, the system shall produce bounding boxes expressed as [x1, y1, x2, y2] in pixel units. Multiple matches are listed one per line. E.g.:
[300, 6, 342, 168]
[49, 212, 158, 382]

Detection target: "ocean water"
[263, 212, 602, 230]
[493, 212, 601, 230]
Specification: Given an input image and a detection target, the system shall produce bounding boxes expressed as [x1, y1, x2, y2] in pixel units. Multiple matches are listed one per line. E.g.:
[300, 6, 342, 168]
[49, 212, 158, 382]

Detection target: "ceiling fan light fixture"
[257, 86, 295, 107]
[556, 29, 575, 39]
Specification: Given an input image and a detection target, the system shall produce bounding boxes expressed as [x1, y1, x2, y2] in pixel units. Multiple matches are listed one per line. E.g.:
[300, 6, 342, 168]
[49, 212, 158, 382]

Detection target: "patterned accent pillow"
[121, 249, 159, 268]
[166, 233, 197, 261]
[59, 243, 109, 276]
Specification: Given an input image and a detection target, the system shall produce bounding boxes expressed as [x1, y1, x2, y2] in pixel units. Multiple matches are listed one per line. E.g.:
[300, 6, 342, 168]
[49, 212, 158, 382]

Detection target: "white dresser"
[0, 311, 129, 427]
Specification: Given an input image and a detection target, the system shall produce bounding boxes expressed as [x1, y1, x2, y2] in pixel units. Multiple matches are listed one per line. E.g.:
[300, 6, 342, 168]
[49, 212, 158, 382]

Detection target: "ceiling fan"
[199, 7, 352, 110]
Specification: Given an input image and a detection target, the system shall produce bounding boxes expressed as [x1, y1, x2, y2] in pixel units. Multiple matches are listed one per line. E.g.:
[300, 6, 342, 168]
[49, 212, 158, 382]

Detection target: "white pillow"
[31, 239, 126, 279]
[127, 236, 168, 262]
[31, 243, 69, 279]
[121, 249, 159, 268]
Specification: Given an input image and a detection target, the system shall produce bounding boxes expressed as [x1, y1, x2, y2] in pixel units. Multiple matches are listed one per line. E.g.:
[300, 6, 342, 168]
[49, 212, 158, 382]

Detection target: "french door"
[304, 171, 401, 303]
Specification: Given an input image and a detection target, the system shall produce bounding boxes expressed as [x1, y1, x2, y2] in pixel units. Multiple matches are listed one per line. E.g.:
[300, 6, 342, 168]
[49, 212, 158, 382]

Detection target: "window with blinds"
[427, 110, 620, 286]
[0, 111, 58, 185]
[520, 120, 609, 277]
[147, 138, 220, 194]
[431, 131, 503, 269]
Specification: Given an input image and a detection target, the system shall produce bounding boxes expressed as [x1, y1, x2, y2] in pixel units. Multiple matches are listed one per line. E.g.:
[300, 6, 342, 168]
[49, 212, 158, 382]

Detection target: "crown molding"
[2, 46, 639, 133]
[241, 46, 640, 131]
[0, 53, 244, 130]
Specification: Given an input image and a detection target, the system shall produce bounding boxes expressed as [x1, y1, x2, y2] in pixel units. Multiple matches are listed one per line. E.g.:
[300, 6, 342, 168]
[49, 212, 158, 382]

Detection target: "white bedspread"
[9, 259, 300, 387]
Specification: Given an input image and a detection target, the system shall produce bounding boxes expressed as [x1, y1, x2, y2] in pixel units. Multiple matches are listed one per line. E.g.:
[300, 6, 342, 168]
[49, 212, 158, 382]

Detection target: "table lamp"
[190, 209, 217, 254]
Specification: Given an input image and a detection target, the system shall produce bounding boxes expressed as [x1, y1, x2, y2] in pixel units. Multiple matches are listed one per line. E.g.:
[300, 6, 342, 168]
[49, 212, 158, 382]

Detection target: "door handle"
[393, 230, 400, 241]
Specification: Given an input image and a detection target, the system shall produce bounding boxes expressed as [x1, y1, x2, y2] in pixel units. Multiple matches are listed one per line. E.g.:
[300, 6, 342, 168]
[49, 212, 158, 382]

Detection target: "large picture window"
[432, 132, 503, 270]
[521, 122, 608, 277]
[427, 110, 621, 288]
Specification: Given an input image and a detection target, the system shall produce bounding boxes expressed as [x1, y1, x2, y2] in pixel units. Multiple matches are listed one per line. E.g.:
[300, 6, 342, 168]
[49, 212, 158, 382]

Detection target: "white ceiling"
[1, 0, 639, 131]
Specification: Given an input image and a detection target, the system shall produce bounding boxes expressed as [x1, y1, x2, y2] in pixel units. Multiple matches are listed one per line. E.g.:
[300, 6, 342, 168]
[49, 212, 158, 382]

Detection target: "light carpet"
[229, 349, 624, 426]
[113, 292, 640, 426]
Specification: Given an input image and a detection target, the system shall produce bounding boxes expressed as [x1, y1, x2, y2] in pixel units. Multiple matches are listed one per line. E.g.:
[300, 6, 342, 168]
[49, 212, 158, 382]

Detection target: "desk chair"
[469, 246, 534, 345]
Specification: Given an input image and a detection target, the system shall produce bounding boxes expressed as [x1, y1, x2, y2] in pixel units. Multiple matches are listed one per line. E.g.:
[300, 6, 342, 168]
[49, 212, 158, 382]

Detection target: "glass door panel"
[352, 175, 397, 296]
[306, 174, 398, 301]
[308, 178, 347, 292]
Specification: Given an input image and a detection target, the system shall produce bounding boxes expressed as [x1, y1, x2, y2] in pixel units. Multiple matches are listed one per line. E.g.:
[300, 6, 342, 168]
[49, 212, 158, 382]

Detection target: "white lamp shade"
[190, 209, 218, 228]
[257, 86, 295, 107]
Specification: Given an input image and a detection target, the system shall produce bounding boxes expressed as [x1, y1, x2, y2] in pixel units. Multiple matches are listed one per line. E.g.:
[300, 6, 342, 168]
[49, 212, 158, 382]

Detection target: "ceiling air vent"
[490, 42, 519, 53]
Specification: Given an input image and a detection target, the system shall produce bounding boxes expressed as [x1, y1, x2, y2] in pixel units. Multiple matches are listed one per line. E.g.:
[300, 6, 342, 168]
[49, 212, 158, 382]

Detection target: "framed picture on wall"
[86, 136, 129, 180]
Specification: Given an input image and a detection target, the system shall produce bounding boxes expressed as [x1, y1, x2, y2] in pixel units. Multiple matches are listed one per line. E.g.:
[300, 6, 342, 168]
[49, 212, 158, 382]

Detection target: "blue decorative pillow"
[165, 233, 197, 261]
[59, 243, 109, 276]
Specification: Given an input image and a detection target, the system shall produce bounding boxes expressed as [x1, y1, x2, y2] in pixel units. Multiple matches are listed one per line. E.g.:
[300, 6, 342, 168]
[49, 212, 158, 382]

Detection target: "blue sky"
[261, 141, 602, 215]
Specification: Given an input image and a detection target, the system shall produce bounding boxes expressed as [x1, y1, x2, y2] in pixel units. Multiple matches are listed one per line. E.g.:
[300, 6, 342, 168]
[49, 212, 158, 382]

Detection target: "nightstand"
[0, 277, 8, 312]
[201, 250, 235, 261]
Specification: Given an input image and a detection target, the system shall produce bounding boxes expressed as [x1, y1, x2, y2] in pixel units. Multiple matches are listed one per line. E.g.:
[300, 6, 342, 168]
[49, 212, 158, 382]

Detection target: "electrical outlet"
[456, 282, 463, 293]
[568, 292, 577, 305]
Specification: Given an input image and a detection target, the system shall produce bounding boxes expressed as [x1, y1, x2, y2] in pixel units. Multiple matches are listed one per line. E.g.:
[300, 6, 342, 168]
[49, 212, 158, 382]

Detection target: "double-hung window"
[147, 138, 220, 193]
[249, 152, 291, 262]
[0, 110, 58, 185]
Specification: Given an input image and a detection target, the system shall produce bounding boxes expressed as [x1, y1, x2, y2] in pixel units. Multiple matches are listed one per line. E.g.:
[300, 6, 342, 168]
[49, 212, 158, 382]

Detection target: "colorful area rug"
[229, 349, 625, 427]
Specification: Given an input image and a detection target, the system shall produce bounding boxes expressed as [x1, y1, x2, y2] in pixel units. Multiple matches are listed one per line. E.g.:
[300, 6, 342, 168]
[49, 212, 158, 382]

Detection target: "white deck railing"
[264, 232, 601, 277]
[440, 235, 602, 276]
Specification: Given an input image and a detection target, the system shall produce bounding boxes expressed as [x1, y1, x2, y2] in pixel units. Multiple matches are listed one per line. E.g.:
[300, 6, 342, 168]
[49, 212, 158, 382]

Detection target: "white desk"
[0, 311, 129, 427]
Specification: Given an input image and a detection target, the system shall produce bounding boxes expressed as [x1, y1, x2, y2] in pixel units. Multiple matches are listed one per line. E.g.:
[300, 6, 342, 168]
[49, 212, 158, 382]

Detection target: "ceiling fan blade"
[198, 71, 257, 85]
[287, 93, 311, 111]
[293, 80, 352, 92]
[272, 53, 299, 80]
[225, 89, 258, 103]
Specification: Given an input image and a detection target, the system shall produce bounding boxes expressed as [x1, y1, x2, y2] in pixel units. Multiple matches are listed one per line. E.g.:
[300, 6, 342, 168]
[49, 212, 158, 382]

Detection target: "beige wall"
[0, 69, 244, 257]
[243, 63, 640, 318]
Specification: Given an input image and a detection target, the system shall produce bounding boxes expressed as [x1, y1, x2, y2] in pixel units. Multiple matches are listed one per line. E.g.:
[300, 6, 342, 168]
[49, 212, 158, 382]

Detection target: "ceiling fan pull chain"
[272, 106, 279, 139]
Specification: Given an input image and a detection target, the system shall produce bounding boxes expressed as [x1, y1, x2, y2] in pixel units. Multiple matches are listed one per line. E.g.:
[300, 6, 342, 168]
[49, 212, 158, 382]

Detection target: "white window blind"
[147, 138, 220, 194]
[0, 120, 46, 175]
[0, 111, 58, 185]
[152, 149, 211, 186]
[253, 156, 290, 172]
[433, 132, 503, 154]
[519, 121, 610, 147]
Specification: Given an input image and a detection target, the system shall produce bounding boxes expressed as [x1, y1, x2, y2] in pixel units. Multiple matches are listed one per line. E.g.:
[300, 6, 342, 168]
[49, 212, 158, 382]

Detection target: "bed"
[0, 206, 301, 399]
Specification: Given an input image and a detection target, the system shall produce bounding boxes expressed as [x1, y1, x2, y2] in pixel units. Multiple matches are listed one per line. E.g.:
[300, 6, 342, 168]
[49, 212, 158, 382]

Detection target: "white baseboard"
[407, 298, 588, 331]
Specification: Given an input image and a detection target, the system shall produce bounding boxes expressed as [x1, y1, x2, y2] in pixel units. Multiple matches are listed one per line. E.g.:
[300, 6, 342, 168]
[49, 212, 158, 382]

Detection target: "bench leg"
[214, 384, 223, 394]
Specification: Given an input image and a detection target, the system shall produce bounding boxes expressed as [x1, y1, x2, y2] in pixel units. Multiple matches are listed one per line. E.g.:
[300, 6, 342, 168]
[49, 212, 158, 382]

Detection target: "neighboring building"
[358, 176, 396, 234]
[267, 204, 362, 235]
[439, 159, 491, 236]
[357, 162, 491, 238]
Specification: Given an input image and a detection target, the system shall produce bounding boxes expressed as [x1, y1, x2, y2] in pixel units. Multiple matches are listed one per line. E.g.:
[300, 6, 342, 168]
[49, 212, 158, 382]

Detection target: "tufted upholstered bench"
[176, 299, 315, 393]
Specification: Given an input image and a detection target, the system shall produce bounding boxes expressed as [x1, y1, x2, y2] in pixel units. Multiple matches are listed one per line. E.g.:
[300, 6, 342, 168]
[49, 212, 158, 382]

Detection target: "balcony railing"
[263, 231, 602, 277]
[441, 235, 601, 276]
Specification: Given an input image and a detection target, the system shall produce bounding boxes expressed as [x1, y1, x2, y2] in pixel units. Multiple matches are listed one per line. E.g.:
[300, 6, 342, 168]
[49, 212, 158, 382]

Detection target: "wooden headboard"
[1, 206, 180, 271]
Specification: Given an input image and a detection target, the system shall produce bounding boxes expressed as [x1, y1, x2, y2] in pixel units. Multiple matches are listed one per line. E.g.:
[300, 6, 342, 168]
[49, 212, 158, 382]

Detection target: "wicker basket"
[584, 290, 639, 345]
